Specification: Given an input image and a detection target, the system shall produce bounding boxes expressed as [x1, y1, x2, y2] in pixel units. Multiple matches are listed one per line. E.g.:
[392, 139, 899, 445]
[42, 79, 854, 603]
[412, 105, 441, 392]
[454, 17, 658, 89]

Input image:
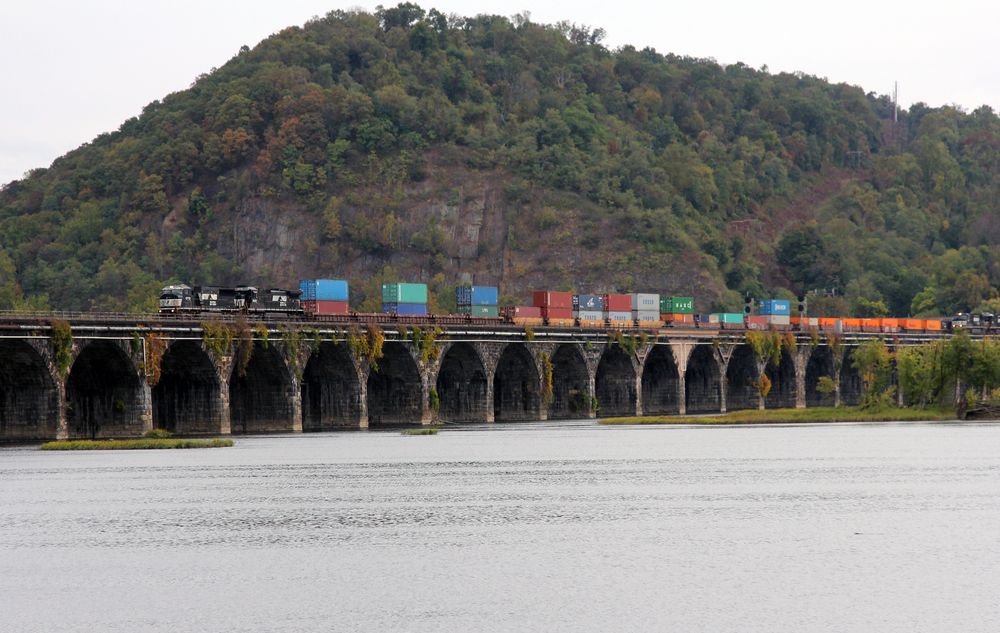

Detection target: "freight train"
[158, 282, 976, 335]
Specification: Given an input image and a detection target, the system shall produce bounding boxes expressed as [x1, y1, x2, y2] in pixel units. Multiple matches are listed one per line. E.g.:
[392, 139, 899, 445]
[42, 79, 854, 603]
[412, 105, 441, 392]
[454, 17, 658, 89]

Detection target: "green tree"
[851, 339, 893, 409]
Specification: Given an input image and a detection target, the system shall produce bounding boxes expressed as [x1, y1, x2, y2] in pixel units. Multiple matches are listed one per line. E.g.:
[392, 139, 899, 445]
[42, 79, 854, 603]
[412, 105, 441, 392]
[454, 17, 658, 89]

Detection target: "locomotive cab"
[159, 284, 193, 312]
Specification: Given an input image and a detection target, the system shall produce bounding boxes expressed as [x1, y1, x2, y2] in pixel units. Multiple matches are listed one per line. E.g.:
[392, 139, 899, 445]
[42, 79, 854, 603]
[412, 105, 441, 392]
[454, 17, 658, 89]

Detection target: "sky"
[2, 0, 999, 186]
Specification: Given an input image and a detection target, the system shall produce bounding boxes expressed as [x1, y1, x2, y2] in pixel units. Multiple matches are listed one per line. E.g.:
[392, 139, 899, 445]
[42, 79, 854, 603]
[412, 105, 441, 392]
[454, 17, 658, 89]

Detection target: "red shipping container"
[746, 315, 768, 330]
[511, 305, 542, 317]
[542, 307, 573, 319]
[602, 294, 631, 311]
[303, 300, 349, 315]
[533, 291, 573, 309]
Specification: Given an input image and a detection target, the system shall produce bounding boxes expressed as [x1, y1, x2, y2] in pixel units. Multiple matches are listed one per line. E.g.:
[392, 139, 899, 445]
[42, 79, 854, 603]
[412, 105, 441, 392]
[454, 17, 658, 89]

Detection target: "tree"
[851, 339, 893, 409]
[777, 225, 841, 291]
[0, 250, 19, 309]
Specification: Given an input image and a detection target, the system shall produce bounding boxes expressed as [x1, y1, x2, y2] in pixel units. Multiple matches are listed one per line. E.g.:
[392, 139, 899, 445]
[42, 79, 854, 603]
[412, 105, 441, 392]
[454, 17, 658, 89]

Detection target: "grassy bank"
[600, 406, 957, 426]
[402, 428, 439, 436]
[40, 438, 234, 450]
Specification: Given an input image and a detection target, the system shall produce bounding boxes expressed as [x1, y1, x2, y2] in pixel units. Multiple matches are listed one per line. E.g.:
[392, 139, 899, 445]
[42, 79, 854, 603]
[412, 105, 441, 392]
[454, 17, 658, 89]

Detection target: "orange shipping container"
[902, 319, 923, 330]
[924, 319, 943, 331]
[663, 313, 695, 324]
[880, 318, 900, 328]
[819, 318, 837, 329]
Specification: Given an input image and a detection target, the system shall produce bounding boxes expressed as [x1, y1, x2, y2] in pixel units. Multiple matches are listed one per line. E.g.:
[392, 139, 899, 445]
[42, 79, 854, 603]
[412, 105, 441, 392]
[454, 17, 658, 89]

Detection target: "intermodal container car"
[759, 300, 791, 315]
[300, 279, 349, 302]
[383, 302, 428, 315]
[630, 293, 659, 311]
[456, 286, 498, 306]
[573, 294, 605, 311]
[603, 294, 632, 312]
[542, 306, 573, 320]
[533, 291, 573, 309]
[382, 283, 428, 304]
[303, 300, 349, 316]
[457, 305, 499, 317]
[661, 297, 695, 314]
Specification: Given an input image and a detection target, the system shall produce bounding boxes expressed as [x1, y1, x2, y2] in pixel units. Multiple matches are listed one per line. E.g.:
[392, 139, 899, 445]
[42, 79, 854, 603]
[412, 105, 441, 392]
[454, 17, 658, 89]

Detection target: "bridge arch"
[367, 342, 423, 425]
[302, 342, 362, 430]
[805, 346, 836, 407]
[435, 342, 489, 423]
[840, 348, 863, 406]
[493, 343, 540, 422]
[67, 340, 146, 439]
[549, 344, 591, 419]
[764, 346, 797, 409]
[641, 345, 679, 415]
[229, 342, 295, 433]
[0, 340, 59, 440]
[685, 344, 722, 413]
[595, 345, 637, 417]
[153, 340, 223, 434]
[726, 345, 760, 411]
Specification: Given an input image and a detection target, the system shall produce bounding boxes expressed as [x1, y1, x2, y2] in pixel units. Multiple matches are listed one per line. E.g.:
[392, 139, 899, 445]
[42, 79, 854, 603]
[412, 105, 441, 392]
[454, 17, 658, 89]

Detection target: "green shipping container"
[457, 305, 499, 317]
[715, 313, 744, 323]
[660, 296, 695, 314]
[382, 283, 428, 304]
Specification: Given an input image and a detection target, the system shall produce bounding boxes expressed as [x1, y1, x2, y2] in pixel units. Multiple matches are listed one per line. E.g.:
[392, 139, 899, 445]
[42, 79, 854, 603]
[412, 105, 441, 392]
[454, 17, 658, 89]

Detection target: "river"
[2, 420, 999, 632]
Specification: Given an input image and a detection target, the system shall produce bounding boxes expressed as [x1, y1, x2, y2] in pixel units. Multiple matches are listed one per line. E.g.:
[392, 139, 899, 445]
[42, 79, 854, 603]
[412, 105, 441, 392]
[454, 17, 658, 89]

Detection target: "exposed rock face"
[193, 155, 723, 308]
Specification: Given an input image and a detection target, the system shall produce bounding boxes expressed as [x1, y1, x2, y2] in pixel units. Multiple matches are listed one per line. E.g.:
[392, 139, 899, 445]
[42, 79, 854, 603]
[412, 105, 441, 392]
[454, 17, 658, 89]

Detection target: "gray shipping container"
[632, 310, 660, 321]
[607, 311, 633, 321]
[765, 315, 791, 325]
[630, 293, 660, 310]
[577, 310, 604, 321]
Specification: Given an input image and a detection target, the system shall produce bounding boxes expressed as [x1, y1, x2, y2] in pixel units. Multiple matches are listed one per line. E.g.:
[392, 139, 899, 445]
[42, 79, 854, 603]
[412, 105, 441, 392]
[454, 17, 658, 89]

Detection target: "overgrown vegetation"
[347, 324, 385, 369]
[201, 320, 234, 358]
[50, 319, 73, 377]
[609, 330, 646, 355]
[234, 318, 253, 377]
[601, 406, 957, 425]
[40, 438, 234, 450]
[402, 427, 438, 435]
[540, 352, 554, 403]
[143, 332, 167, 386]
[3, 5, 999, 314]
[409, 326, 441, 363]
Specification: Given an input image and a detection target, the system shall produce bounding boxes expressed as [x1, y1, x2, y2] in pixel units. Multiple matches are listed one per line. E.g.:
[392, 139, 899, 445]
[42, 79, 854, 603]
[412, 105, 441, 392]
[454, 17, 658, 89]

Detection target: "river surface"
[2, 420, 1000, 632]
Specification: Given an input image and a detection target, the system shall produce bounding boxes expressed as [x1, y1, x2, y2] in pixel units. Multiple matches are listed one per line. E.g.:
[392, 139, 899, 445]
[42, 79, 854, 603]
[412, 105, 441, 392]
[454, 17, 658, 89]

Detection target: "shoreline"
[600, 406, 959, 426]
[39, 438, 234, 450]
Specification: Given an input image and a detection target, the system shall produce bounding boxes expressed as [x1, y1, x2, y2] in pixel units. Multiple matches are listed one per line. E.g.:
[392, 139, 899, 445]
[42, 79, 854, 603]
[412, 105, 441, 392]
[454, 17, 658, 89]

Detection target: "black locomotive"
[159, 284, 303, 316]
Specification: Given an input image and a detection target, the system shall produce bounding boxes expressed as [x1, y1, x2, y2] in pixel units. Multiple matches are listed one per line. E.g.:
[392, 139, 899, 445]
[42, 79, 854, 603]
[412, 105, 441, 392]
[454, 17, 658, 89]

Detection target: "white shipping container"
[765, 315, 791, 325]
[577, 310, 604, 321]
[630, 293, 660, 310]
[607, 311, 633, 321]
[632, 310, 660, 321]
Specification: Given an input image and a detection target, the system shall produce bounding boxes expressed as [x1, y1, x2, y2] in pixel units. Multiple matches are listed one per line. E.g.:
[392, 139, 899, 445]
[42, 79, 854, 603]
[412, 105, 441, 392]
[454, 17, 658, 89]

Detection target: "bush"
[144, 428, 173, 439]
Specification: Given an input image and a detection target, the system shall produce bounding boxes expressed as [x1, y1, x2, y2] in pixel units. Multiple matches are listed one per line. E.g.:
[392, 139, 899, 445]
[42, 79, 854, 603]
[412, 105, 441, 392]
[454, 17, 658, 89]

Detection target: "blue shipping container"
[759, 300, 791, 315]
[383, 302, 429, 316]
[572, 294, 605, 311]
[299, 279, 349, 302]
[457, 286, 499, 306]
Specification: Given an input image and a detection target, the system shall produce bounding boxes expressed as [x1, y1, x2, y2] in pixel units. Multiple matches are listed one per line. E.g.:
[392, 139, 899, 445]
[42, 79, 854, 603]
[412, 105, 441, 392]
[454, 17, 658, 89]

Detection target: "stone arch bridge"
[0, 315, 948, 441]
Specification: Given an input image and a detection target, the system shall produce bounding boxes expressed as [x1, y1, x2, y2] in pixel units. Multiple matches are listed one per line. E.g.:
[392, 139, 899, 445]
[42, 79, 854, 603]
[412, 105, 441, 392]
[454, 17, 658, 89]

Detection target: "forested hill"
[2, 4, 999, 316]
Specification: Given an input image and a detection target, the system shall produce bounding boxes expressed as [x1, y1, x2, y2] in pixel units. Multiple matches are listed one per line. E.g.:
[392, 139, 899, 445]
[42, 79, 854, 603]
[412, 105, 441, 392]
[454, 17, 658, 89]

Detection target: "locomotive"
[158, 284, 303, 316]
